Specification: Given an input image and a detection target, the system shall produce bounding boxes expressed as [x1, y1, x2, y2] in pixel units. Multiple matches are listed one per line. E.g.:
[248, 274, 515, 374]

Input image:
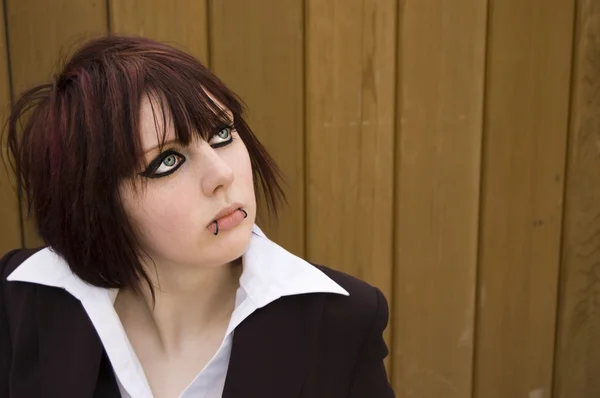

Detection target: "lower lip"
[208, 209, 246, 235]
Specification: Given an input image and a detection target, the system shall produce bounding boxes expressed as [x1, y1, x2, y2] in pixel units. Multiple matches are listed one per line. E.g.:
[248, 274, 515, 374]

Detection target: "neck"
[115, 258, 242, 354]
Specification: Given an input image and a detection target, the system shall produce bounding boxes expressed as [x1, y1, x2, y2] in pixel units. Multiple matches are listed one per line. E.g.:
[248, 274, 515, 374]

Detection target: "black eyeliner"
[139, 127, 233, 178]
[139, 149, 184, 178]
[210, 124, 234, 149]
[211, 137, 233, 149]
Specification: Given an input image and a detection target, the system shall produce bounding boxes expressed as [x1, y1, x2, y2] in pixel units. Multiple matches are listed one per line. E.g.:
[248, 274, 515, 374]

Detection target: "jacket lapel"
[222, 293, 325, 398]
[35, 285, 118, 398]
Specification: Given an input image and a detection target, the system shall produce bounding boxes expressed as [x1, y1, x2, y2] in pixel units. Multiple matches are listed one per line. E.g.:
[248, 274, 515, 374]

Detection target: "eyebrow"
[143, 139, 179, 155]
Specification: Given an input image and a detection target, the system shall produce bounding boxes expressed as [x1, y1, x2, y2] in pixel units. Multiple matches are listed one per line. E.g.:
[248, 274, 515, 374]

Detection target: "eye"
[141, 149, 186, 178]
[155, 153, 183, 174]
[209, 126, 234, 148]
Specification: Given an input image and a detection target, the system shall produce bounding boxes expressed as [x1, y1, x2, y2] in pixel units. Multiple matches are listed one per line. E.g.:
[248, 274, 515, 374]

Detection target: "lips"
[208, 204, 247, 235]
[211, 204, 243, 223]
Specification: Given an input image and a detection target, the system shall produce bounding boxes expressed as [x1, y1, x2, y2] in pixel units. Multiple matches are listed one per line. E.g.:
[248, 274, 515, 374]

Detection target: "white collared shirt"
[7, 225, 349, 398]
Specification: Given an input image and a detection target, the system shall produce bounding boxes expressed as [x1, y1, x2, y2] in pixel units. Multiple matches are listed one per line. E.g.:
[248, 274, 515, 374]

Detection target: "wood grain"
[304, 0, 398, 283]
[305, 0, 396, 360]
[109, 0, 208, 63]
[2, 2, 597, 394]
[474, 0, 574, 397]
[5, 0, 107, 247]
[210, 0, 305, 257]
[0, 0, 21, 256]
[393, 1, 487, 396]
[554, 1, 600, 397]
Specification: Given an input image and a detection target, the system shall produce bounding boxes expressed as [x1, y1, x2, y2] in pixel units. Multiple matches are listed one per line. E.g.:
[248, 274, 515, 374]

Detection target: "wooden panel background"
[555, 1, 600, 397]
[474, 1, 574, 398]
[393, 0, 486, 396]
[305, 0, 395, 360]
[0, 0, 20, 256]
[109, 0, 208, 64]
[0, 0, 597, 397]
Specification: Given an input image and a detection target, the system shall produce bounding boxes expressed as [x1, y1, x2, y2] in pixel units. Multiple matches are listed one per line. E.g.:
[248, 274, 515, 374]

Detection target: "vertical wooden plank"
[0, 0, 21, 256]
[306, 0, 396, 369]
[5, 0, 107, 247]
[475, 0, 574, 397]
[555, 1, 600, 397]
[393, 1, 487, 396]
[109, 0, 208, 64]
[211, 1, 305, 257]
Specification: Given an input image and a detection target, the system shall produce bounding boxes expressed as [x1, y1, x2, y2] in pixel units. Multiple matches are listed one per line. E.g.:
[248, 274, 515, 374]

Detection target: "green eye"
[209, 125, 234, 148]
[140, 149, 186, 179]
[217, 127, 230, 139]
[163, 154, 177, 167]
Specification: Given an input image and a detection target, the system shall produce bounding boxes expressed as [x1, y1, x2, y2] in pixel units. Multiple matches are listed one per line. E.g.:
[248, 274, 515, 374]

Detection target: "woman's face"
[119, 94, 256, 270]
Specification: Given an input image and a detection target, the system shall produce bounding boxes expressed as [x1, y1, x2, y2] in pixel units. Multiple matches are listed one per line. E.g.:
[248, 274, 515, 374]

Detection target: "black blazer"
[0, 248, 395, 398]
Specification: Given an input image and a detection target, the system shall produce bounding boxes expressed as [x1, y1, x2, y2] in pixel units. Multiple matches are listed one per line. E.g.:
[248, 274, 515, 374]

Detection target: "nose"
[199, 144, 235, 196]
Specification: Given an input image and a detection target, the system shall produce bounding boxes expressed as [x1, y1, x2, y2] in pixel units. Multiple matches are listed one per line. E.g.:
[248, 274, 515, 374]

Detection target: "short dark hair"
[3, 35, 284, 292]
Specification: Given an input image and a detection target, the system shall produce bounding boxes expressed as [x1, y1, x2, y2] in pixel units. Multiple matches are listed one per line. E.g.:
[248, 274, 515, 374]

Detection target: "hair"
[2, 35, 284, 293]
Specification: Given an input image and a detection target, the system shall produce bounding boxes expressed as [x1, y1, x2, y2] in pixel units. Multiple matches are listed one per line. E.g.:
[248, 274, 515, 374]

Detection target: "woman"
[0, 36, 394, 398]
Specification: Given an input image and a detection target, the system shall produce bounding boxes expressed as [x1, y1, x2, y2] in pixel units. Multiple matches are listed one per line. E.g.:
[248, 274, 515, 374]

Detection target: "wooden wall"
[0, 0, 597, 397]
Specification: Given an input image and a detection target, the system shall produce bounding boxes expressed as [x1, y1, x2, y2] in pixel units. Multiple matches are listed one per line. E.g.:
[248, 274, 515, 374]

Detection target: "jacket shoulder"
[315, 264, 385, 304]
[306, 264, 392, 393]
[312, 264, 389, 332]
[0, 248, 45, 282]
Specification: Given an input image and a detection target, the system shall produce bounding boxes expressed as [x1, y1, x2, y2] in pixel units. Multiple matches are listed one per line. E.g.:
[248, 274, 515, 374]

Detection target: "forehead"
[138, 91, 233, 150]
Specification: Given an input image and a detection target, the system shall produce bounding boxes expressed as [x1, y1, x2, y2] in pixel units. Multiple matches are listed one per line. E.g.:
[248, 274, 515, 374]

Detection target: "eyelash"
[140, 125, 235, 179]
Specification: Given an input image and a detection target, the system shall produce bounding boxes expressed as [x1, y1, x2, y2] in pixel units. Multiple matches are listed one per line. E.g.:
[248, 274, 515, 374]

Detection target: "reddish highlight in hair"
[2, 35, 284, 291]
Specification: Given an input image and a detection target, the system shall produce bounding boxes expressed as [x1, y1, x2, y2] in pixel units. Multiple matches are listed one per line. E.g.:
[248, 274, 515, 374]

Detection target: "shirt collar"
[6, 224, 349, 303]
[6, 225, 348, 398]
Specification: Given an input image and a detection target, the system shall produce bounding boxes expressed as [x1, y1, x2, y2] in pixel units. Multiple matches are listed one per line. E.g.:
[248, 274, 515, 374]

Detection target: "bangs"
[144, 81, 237, 154]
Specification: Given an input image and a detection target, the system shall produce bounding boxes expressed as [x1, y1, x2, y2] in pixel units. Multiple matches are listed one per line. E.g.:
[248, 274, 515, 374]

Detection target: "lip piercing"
[213, 208, 246, 236]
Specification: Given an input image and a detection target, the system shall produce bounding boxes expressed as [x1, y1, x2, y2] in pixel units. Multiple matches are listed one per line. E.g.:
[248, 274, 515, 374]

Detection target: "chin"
[203, 222, 253, 266]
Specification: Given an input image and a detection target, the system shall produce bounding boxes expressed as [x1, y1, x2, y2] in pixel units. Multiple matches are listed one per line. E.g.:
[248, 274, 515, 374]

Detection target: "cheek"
[142, 198, 187, 230]
[124, 186, 197, 244]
